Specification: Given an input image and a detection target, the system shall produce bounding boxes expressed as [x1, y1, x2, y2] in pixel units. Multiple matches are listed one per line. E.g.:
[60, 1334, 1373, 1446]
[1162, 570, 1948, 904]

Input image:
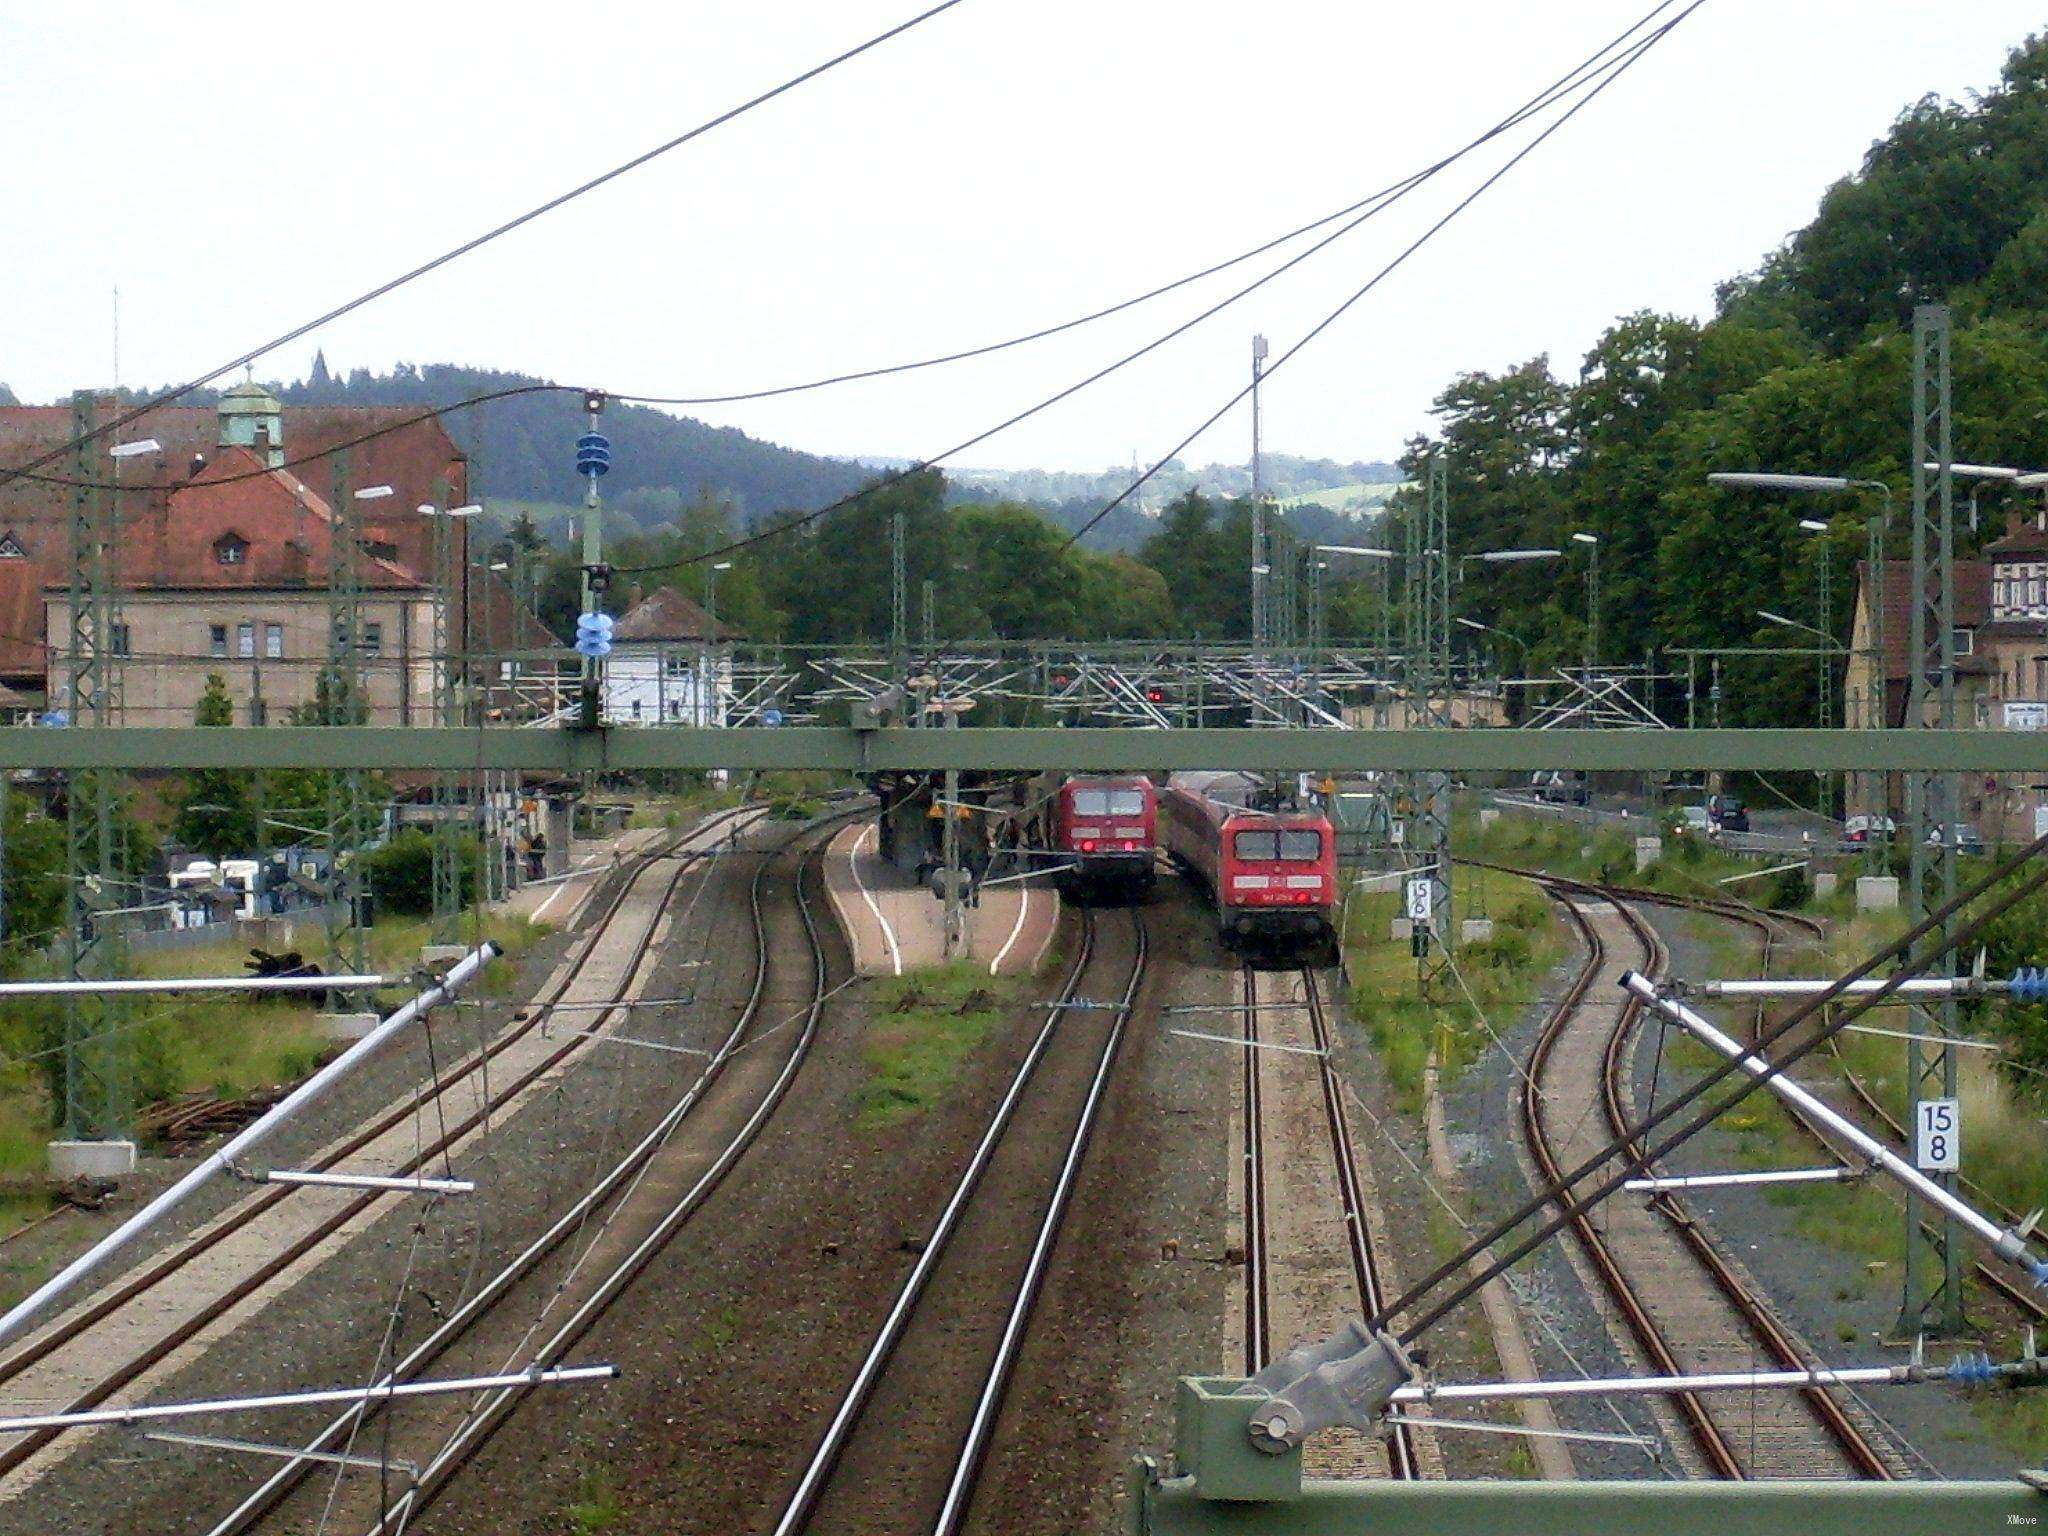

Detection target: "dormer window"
[216, 533, 248, 567]
[0, 533, 24, 559]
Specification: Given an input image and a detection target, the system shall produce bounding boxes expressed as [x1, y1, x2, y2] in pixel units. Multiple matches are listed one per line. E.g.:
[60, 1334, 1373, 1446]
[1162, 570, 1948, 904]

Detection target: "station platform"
[823, 820, 1058, 978]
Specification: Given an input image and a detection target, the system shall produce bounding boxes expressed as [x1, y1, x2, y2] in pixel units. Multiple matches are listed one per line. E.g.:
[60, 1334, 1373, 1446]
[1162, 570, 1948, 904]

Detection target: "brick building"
[0, 384, 546, 725]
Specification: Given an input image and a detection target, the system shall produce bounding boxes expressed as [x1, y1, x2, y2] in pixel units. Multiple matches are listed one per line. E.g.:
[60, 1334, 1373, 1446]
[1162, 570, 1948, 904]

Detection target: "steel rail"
[765, 918, 1099, 1536]
[1300, 968, 1421, 1480]
[351, 813, 854, 1536]
[199, 808, 854, 1535]
[929, 909, 1150, 1536]
[1594, 895, 1895, 1480]
[1242, 963, 1272, 1376]
[0, 810, 743, 1480]
[1507, 864, 2048, 1327]
[1521, 894, 1745, 1476]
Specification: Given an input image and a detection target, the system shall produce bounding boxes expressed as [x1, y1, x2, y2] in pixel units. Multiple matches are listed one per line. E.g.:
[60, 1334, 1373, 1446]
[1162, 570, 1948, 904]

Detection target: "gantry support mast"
[60, 389, 130, 1143]
[1900, 302, 1965, 1338]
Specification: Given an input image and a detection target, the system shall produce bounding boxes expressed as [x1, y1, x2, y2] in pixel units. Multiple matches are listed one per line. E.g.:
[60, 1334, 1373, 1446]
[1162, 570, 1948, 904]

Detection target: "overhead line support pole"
[1903, 301, 1965, 1339]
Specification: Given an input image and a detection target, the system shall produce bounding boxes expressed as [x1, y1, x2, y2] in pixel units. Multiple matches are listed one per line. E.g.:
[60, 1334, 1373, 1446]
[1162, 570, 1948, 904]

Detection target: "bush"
[359, 831, 478, 917]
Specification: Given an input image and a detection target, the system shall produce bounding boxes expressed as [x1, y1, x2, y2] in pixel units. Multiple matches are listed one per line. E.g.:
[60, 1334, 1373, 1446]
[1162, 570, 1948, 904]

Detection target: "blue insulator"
[1948, 1349, 1995, 1384]
[575, 432, 612, 478]
[2012, 966, 2048, 1002]
[2031, 1256, 2048, 1290]
[574, 611, 614, 659]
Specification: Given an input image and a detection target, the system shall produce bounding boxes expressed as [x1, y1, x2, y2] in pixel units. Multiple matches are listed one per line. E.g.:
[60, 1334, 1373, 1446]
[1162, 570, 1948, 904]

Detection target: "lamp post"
[704, 561, 733, 730]
[1570, 532, 1599, 675]
[1709, 472, 1895, 863]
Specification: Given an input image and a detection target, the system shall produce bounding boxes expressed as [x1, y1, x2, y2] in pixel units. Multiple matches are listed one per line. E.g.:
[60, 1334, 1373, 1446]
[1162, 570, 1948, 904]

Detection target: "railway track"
[1522, 879, 1896, 1479]
[768, 906, 1147, 1536]
[1490, 861, 2048, 1327]
[295, 810, 854, 1536]
[1239, 962, 1422, 1480]
[0, 804, 759, 1502]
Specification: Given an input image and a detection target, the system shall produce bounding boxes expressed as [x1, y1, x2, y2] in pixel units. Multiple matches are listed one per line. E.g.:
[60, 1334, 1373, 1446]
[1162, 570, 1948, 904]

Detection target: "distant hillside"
[275, 361, 870, 535]
[939, 453, 1399, 512]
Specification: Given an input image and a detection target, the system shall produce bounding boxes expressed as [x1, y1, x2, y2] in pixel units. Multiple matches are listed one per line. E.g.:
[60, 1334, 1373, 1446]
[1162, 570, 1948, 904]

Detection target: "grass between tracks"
[0, 910, 546, 1212]
[1666, 910, 2048, 1459]
[857, 963, 1025, 1129]
[1340, 863, 1565, 1113]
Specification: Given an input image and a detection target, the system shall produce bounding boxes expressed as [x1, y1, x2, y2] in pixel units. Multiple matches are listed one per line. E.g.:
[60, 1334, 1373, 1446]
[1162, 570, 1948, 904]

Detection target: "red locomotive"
[1159, 775, 1337, 958]
[1020, 773, 1158, 899]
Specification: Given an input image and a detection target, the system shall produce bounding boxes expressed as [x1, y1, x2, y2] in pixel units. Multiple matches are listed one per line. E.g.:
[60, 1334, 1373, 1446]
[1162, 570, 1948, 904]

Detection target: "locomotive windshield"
[1233, 828, 1323, 861]
[1073, 789, 1146, 817]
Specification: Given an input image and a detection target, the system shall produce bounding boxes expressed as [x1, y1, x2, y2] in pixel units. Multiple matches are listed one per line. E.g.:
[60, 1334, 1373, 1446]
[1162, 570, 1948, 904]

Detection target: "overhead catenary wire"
[0, 1, 974, 489]
[18, 2, 1686, 504]
[609, 0, 1706, 580]
[1382, 830, 2048, 1346]
[1054, 0, 1705, 555]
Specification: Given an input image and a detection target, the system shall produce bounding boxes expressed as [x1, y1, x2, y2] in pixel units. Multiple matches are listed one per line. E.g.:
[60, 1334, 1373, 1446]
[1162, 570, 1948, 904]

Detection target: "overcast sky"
[2, 3, 2040, 477]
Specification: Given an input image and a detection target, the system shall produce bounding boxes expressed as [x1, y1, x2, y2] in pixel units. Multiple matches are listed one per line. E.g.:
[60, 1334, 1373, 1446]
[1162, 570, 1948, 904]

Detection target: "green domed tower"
[217, 379, 284, 467]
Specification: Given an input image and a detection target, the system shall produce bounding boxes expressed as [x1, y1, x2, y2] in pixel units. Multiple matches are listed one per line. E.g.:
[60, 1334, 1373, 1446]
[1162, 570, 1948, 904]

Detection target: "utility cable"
[0, 1, 973, 489]
[1055, 1, 1704, 554]
[1385, 830, 2048, 1344]
[17, 0, 1680, 501]
[608, 1, 1702, 578]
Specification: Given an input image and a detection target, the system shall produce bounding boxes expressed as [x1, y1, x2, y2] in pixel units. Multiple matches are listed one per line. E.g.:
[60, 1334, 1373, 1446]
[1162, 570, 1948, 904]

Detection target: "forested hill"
[1393, 32, 2048, 729]
[278, 362, 871, 524]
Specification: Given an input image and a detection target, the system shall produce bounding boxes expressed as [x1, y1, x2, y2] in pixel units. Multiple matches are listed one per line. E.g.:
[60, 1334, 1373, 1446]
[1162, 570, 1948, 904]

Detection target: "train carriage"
[1160, 776, 1337, 959]
[1017, 773, 1158, 901]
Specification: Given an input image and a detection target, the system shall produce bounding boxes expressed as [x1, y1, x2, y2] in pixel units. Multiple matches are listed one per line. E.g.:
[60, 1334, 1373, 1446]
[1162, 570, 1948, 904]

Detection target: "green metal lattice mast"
[325, 454, 371, 982]
[1900, 301, 1965, 1339]
[60, 390, 130, 1142]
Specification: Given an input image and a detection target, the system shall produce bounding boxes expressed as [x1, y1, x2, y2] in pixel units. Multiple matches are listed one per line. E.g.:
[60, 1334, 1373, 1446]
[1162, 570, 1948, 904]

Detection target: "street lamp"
[1570, 533, 1599, 673]
[1757, 609, 1837, 643]
[1314, 545, 1396, 675]
[107, 438, 161, 460]
[1710, 470, 1897, 856]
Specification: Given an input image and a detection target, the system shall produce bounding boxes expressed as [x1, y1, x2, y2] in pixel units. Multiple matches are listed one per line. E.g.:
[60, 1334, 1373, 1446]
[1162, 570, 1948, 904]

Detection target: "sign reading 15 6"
[1915, 1097, 1960, 1172]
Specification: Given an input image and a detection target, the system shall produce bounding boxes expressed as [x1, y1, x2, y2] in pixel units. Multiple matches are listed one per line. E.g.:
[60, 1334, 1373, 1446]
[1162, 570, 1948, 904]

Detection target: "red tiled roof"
[613, 586, 742, 643]
[0, 400, 466, 580]
[465, 568, 557, 651]
[1858, 557, 1992, 681]
[0, 559, 46, 682]
[129, 447, 424, 591]
[1983, 513, 2048, 560]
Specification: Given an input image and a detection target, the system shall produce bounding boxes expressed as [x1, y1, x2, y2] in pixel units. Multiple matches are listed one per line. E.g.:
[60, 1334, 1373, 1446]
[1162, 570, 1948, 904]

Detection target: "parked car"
[1926, 822, 1987, 855]
[1674, 807, 1713, 836]
[1536, 770, 1590, 806]
[1840, 814, 1896, 851]
[1706, 793, 1750, 833]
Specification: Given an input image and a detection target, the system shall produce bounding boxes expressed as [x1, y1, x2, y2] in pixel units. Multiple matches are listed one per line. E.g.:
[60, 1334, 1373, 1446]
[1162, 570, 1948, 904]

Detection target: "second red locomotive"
[1159, 774, 1338, 959]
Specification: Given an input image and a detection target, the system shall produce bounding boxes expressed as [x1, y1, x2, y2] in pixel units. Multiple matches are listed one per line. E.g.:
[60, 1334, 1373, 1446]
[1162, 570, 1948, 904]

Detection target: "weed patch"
[857, 964, 1021, 1128]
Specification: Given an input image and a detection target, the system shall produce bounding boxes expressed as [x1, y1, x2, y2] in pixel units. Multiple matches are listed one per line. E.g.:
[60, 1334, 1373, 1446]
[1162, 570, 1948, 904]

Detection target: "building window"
[1952, 627, 1974, 657]
[237, 622, 255, 658]
[216, 535, 248, 567]
[631, 698, 643, 719]
[0, 532, 24, 559]
[362, 622, 383, 656]
[265, 623, 284, 659]
[209, 623, 228, 658]
[110, 623, 131, 657]
[665, 653, 690, 676]
[249, 696, 267, 726]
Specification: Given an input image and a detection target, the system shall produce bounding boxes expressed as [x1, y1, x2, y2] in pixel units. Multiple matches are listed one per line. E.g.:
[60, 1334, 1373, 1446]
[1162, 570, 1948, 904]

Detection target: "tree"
[172, 675, 257, 857]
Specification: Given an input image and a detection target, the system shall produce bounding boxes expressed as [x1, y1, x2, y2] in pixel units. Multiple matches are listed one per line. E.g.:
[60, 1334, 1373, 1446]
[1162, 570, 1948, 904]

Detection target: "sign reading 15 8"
[1915, 1097, 1960, 1172]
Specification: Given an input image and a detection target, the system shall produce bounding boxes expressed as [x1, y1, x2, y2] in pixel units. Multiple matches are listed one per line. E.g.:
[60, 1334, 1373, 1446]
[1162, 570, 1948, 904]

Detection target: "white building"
[602, 586, 739, 727]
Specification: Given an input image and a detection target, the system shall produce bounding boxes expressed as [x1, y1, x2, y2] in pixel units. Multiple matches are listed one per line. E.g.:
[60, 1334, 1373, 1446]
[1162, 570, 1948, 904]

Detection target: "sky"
[1, 2, 2041, 477]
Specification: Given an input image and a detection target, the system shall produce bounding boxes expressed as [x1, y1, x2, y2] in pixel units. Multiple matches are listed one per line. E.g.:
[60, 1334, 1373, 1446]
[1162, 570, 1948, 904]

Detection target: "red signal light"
[1080, 839, 1096, 852]
[1145, 688, 1164, 703]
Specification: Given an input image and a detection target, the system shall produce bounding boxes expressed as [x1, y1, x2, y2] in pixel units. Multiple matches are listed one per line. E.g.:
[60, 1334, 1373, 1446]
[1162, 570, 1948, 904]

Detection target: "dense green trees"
[1381, 32, 2048, 731]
